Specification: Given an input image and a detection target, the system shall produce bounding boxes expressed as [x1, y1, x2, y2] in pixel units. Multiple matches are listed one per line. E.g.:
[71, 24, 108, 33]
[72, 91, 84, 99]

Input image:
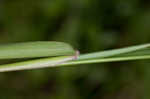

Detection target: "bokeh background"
[0, 0, 150, 99]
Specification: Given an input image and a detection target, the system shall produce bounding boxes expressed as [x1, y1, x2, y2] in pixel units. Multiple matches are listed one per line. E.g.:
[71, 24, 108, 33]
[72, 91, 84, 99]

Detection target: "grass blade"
[0, 43, 150, 72]
[62, 55, 150, 66]
[0, 41, 75, 59]
[78, 43, 150, 60]
[0, 56, 76, 72]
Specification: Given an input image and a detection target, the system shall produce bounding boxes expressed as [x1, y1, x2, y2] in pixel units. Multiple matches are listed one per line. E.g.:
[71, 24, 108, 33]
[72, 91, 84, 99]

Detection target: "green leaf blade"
[78, 43, 150, 60]
[0, 56, 76, 72]
[0, 41, 76, 59]
[0, 43, 150, 72]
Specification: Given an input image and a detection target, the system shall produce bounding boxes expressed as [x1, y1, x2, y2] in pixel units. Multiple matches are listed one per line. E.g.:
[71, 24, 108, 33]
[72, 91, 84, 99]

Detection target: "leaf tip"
[73, 50, 80, 60]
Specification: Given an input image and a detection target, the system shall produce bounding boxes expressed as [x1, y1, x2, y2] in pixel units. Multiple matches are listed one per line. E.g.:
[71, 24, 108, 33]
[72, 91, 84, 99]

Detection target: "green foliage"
[0, 0, 150, 99]
[0, 42, 150, 72]
[0, 41, 75, 59]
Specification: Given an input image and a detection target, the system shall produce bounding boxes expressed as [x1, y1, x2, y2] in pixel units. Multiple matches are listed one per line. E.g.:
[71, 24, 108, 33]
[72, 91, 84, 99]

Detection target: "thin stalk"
[61, 55, 150, 66]
[78, 43, 150, 60]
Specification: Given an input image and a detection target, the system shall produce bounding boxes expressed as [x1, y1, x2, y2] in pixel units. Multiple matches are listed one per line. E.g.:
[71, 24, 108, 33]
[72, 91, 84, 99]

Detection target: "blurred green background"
[0, 0, 150, 99]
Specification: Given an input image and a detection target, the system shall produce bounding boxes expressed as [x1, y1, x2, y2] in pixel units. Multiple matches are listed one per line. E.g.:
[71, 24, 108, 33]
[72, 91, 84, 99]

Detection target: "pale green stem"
[61, 55, 150, 66]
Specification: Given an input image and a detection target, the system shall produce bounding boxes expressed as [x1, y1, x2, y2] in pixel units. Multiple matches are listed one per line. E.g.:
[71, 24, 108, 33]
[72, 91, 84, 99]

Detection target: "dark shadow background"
[0, 0, 150, 99]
